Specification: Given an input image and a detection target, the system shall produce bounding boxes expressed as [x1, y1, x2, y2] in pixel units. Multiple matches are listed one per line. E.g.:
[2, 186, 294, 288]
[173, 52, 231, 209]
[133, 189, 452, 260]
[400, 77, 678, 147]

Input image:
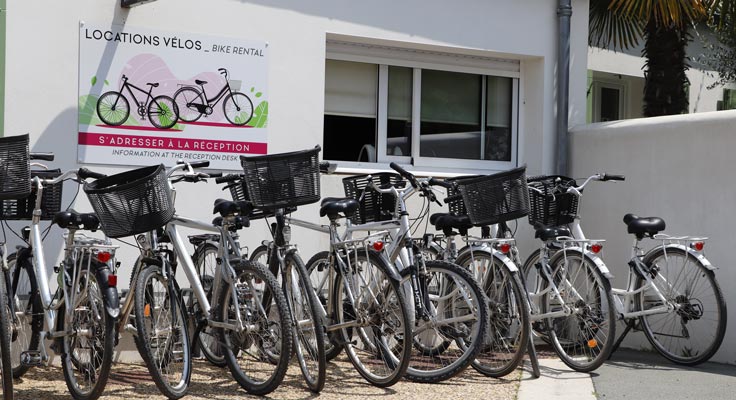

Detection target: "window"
[592, 81, 625, 122]
[324, 41, 519, 171]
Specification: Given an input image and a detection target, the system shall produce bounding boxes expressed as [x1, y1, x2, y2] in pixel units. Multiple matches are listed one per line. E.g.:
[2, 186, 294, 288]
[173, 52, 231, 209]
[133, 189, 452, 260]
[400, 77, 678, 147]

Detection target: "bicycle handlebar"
[78, 167, 107, 180]
[444, 193, 463, 204]
[178, 160, 210, 169]
[30, 152, 55, 161]
[319, 161, 337, 174]
[428, 177, 452, 189]
[600, 173, 625, 182]
[389, 162, 420, 189]
[215, 174, 242, 184]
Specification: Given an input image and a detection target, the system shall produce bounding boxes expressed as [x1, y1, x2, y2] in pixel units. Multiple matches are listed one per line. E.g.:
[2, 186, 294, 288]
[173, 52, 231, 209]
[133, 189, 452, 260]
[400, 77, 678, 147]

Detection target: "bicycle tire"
[333, 249, 411, 387]
[172, 87, 204, 122]
[400, 260, 489, 383]
[455, 249, 530, 378]
[97, 91, 130, 126]
[638, 246, 727, 366]
[305, 250, 344, 361]
[521, 248, 554, 342]
[223, 92, 254, 126]
[59, 260, 115, 400]
[284, 252, 326, 392]
[7, 252, 43, 378]
[192, 243, 226, 368]
[218, 259, 292, 396]
[0, 269, 14, 400]
[148, 95, 179, 129]
[135, 265, 192, 399]
[542, 249, 615, 372]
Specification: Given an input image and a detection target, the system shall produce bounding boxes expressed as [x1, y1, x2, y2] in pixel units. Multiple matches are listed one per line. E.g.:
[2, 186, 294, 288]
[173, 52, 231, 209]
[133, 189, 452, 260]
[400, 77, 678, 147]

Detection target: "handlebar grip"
[389, 162, 418, 188]
[601, 174, 625, 182]
[428, 177, 452, 189]
[177, 160, 210, 168]
[29, 152, 55, 161]
[319, 161, 337, 174]
[444, 194, 463, 204]
[215, 174, 242, 184]
[207, 172, 223, 178]
[78, 167, 107, 180]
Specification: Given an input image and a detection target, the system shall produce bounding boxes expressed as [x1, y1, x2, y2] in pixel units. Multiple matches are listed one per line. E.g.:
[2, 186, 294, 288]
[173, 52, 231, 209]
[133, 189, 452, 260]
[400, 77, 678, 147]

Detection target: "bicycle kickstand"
[527, 322, 541, 379]
[608, 319, 636, 360]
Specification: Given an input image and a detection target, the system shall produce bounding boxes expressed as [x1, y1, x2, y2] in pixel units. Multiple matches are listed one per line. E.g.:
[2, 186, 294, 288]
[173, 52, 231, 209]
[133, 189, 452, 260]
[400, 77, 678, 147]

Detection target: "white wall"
[570, 111, 736, 364]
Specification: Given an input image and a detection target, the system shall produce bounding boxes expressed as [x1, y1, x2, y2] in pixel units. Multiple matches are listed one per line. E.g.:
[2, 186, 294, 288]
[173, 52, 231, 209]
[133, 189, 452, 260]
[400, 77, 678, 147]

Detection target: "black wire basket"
[1, 169, 64, 220]
[240, 146, 321, 209]
[527, 175, 579, 226]
[0, 134, 31, 200]
[84, 164, 174, 238]
[456, 166, 529, 226]
[445, 175, 483, 216]
[342, 172, 405, 224]
[226, 177, 296, 219]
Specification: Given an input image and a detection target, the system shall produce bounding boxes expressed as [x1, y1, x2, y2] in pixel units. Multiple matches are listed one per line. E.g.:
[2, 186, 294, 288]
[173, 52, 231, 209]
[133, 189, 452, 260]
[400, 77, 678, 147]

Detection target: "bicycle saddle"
[213, 198, 253, 217]
[53, 210, 100, 231]
[534, 226, 572, 241]
[147, 82, 159, 87]
[195, 79, 208, 85]
[429, 213, 472, 236]
[623, 214, 665, 238]
[320, 197, 359, 218]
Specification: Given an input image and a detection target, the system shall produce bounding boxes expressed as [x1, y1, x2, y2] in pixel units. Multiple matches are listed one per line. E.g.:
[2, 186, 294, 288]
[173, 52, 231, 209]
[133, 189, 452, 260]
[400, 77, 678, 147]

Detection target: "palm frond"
[589, 0, 644, 50]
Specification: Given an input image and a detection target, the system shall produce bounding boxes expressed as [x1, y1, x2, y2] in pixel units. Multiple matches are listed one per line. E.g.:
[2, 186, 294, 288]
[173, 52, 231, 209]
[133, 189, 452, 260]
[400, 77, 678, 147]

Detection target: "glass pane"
[387, 66, 412, 157]
[485, 77, 513, 161]
[600, 87, 620, 122]
[420, 69, 482, 160]
[324, 60, 378, 162]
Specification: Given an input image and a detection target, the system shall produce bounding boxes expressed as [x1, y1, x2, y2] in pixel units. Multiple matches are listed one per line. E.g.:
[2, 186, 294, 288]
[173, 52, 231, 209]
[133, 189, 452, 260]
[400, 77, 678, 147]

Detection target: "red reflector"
[693, 242, 704, 251]
[372, 241, 384, 252]
[108, 274, 118, 287]
[500, 243, 511, 254]
[590, 243, 603, 254]
[97, 252, 111, 263]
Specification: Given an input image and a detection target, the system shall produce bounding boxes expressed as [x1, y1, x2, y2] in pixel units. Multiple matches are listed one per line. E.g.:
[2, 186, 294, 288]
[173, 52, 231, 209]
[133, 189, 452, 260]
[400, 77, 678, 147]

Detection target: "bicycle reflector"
[97, 251, 112, 263]
[691, 242, 705, 251]
[590, 243, 603, 254]
[373, 241, 384, 252]
[499, 243, 511, 254]
[108, 274, 118, 287]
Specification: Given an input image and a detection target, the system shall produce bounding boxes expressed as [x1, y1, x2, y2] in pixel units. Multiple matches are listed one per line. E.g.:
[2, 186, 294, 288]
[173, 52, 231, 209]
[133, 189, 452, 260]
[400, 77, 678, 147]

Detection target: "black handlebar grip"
[29, 152, 55, 161]
[602, 174, 626, 181]
[428, 177, 452, 189]
[444, 194, 463, 204]
[78, 167, 107, 180]
[215, 174, 242, 184]
[207, 172, 223, 178]
[389, 162, 418, 188]
[177, 160, 210, 168]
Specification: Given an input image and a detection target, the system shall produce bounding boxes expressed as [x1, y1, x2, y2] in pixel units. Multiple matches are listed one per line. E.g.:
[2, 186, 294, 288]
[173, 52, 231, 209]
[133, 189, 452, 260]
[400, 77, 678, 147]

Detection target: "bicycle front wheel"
[400, 260, 489, 383]
[223, 92, 254, 126]
[638, 246, 727, 365]
[135, 265, 192, 399]
[148, 95, 179, 129]
[0, 270, 14, 400]
[173, 87, 204, 122]
[305, 250, 344, 361]
[8, 252, 43, 378]
[542, 249, 615, 372]
[60, 263, 115, 400]
[96, 91, 130, 126]
[456, 249, 530, 378]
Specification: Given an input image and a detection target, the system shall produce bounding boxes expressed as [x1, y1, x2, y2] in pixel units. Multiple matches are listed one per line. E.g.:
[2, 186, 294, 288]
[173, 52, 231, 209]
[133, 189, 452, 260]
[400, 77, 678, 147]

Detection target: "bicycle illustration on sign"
[96, 75, 180, 129]
[173, 68, 254, 126]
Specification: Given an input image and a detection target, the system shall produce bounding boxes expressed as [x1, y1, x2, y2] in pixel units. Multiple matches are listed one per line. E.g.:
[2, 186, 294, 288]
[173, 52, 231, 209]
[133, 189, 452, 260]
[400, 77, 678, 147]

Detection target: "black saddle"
[195, 79, 207, 85]
[623, 214, 665, 238]
[213, 199, 253, 217]
[53, 211, 100, 231]
[535, 226, 572, 241]
[188, 234, 219, 246]
[147, 82, 159, 88]
[429, 213, 473, 235]
[320, 197, 360, 219]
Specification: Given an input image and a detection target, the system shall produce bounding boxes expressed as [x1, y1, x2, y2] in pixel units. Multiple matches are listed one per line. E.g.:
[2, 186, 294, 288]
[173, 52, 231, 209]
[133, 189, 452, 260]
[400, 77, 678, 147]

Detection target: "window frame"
[592, 80, 627, 122]
[325, 43, 520, 173]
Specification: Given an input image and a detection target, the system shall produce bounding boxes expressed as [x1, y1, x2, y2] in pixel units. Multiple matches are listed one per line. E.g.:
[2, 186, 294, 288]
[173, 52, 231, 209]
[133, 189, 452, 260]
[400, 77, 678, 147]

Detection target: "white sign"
[78, 23, 269, 169]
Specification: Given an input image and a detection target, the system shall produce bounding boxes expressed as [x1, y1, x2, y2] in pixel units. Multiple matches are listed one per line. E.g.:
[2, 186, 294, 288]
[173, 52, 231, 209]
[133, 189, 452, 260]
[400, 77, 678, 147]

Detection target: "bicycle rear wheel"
[148, 96, 179, 129]
[305, 250, 344, 361]
[8, 252, 43, 378]
[638, 246, 726, 365]
[172, 87, 204, 122]
[456, 249, 530, 378]
[400, 260, 489, 383]
[135, 265, 192, 399]
[542, 249, 615, 372]
[0, 269, 14, 400]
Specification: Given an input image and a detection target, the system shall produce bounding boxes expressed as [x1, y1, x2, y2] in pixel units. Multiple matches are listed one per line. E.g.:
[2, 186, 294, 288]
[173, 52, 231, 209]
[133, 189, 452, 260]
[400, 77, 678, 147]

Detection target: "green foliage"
[91, 76, 97, 86]
[78, 95, 103, 125]
[255, 92, 262, 98]
[247, 101, 269, 128]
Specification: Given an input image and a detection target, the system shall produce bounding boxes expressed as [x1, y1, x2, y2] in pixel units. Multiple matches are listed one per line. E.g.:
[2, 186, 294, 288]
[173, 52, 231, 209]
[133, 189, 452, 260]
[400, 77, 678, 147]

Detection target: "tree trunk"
[642, 19, 691, 117]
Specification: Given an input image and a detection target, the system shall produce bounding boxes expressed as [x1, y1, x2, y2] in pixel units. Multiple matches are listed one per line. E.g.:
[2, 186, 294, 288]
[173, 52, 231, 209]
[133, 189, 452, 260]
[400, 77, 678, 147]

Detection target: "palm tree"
[588, 1, 733, 117]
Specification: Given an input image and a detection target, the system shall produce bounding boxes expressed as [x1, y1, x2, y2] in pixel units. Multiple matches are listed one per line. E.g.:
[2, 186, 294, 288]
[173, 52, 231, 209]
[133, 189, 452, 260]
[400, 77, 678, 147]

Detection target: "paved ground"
[592, 349, 736, 400]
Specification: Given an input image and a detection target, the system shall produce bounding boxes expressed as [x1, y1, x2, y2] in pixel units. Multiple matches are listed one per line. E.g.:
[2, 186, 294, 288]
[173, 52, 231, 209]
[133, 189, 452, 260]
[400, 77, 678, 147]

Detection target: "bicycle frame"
[198, 82, 233, 108]
[114, 77, 156, 113]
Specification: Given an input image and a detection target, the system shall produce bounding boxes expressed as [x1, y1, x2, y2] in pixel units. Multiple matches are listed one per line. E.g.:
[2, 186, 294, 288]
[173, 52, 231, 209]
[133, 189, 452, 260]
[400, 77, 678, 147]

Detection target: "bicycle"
[2, 137, 120, 400]
[173, 68, 254, 126]
[523, 173, 727, 366]
[299, 163, 488, 384]
[96, 75, 179, 129]
[83, 161, 292, 398]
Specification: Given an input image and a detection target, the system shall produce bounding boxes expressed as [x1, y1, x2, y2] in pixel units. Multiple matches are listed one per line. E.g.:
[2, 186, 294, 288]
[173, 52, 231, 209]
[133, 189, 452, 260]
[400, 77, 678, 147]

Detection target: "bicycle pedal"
[20, 350, 44, 367]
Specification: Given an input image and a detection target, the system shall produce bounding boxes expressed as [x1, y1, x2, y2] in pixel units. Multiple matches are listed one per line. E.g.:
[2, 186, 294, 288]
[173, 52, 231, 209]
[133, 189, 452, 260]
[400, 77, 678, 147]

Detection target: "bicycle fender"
[563, 246, 614, 279]
[93, 261, 120, 319]
[660, 244, 715, 271]
[490, 249, 519, 273]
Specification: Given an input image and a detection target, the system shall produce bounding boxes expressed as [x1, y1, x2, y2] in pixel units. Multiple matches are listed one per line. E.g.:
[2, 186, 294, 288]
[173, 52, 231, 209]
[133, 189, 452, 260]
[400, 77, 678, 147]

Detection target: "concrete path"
[518, 358, 596, 400]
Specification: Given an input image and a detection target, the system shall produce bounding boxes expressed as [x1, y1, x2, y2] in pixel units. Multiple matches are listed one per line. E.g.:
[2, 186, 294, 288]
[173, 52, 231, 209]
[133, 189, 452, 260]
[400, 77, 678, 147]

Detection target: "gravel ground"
[13, 356, 521, 399]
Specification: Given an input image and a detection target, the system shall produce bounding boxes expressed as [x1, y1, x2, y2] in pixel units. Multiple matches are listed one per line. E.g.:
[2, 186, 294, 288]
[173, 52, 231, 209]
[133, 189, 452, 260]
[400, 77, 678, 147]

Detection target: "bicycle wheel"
[8, 252, 43, 378]
[521, 248, 554, 341]
[638, 246, 727, 365]
[148, 95, 179, 129]
[400, 260, 489, 383]
[305, 251, 343, 361]
[172, 87, 204, 122]
[334, 249, 411, 387]
[192, 243, 226, 368]
[60, 262, 115, 400]
[0, 269, 14, 400]
[456, 249, 530, 378]
[96, 91, 130, 126]
[223, 92, 254, 126]
[542, 249, 615, 372]
[135, 265, 192, 399]
[284, 253, 326, 392]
